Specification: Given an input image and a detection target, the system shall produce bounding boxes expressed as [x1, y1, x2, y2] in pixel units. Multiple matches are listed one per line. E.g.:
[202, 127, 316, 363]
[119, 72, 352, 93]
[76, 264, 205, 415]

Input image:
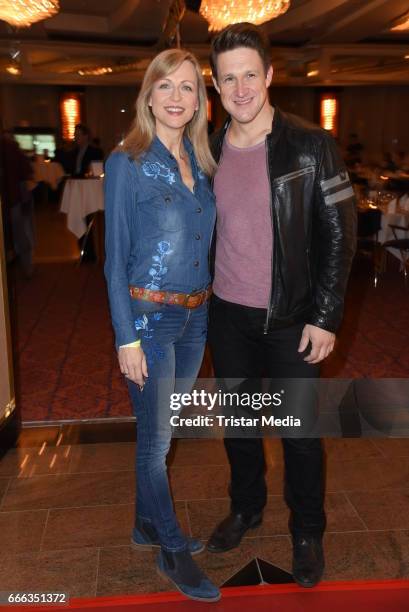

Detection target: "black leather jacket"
[210, 106, 357, 334]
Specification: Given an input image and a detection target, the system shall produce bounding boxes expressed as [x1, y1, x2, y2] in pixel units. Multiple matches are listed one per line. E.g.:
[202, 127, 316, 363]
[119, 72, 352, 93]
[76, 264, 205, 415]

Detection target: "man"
[70, 124, 104, 262]
[345, 132, 364, 167]
[207, 23, 356, 588]
[71, 124, 104, 178]
[0, 130, 34, 277]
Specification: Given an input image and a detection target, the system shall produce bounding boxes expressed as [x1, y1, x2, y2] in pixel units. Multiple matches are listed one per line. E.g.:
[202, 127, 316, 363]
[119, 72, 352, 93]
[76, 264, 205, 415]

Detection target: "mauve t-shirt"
[213, 136, 272, 308]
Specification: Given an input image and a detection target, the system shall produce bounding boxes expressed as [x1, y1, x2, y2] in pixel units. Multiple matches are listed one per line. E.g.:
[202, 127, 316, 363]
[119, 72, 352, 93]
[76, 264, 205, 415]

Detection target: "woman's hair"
[121, 48, 216, 176]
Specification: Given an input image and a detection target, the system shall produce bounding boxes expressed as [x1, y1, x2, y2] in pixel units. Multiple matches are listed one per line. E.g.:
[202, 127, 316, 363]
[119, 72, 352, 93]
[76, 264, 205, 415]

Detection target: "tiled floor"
[11, 248, 409, 422]
[1, 429, 409, 598]
[33, 197, 79, 263]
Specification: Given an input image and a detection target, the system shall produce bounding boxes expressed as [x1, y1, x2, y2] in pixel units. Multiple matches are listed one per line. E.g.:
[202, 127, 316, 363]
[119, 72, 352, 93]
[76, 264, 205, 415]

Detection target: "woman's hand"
[118, 345, 148, 388]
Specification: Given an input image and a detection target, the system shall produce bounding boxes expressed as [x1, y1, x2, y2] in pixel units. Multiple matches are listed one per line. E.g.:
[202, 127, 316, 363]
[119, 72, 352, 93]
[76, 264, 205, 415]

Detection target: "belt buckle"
[184, 292, 192, 307]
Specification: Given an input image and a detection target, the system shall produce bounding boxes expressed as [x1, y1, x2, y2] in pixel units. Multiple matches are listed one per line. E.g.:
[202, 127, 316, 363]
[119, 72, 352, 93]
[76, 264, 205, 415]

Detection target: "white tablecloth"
[60, 178, 104, 238]
[379, 207, 409, 263]
[32, 159, 65, 190]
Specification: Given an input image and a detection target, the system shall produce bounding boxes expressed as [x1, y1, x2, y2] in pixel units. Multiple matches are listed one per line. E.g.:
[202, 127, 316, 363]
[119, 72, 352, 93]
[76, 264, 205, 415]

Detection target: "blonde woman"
[104, 50, 219, 602]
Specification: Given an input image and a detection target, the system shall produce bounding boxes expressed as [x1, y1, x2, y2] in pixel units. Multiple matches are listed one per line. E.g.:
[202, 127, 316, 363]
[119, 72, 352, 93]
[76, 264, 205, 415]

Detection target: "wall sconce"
[60, 93, 82, 140]
[207, 99, 212, 121]
[320, 94, 338, 137]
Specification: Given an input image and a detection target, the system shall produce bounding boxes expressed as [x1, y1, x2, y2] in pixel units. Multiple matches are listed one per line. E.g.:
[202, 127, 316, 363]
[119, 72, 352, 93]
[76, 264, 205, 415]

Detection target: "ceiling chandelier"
[0, 0, 59, 28]
[200, 0, 290, 32]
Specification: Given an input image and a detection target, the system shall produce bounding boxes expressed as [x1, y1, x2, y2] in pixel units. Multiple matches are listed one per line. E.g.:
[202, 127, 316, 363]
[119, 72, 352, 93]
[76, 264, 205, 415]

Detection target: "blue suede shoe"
[157, 548, 221, 602]
[131, 525, 205, 555]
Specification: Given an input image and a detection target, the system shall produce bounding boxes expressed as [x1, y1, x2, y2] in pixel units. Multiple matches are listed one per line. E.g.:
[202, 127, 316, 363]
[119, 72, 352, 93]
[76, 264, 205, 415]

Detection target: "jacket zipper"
[274, 166, 314, 184]
[264, 138, 275, 334]
[208, 129, 226, 271]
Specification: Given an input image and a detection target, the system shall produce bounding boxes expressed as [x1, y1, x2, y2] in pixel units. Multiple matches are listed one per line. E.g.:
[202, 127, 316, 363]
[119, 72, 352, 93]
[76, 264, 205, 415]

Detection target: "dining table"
[381, 207, 409, 269]
[380, 171, 409, 193]
[60, 178, 105, 261]
[358, 195, 409, 264]
[31, 157, 65, 190]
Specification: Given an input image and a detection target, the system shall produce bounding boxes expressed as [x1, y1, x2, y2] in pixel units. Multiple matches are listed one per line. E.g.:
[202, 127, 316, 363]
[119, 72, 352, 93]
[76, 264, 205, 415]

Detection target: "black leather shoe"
[206, 512, 263, 553]
[292, 536, 324, 588]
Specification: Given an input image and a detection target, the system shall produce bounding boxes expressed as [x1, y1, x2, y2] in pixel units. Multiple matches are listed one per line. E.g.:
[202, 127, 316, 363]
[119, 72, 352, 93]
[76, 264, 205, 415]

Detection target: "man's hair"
[210, 22, 271, 82]
[75, 124, 90, 137]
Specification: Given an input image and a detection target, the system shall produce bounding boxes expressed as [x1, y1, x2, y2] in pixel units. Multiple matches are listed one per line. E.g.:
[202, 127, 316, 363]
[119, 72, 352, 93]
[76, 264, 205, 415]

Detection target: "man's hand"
[118, 346, 148, 387]
[298, 324, 335, 364]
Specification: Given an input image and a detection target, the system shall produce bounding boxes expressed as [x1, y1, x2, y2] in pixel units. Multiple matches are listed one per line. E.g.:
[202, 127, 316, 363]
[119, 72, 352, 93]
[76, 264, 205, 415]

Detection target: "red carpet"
[8, 580, 409, 611]
[11, 257, 409, 422]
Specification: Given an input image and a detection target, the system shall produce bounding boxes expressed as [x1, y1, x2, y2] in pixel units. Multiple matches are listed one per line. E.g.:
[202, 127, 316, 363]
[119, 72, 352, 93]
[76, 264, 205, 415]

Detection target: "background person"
[71, 124, 104, 177]
[0, 130, 35, 278]
[69, 124, 104, 262]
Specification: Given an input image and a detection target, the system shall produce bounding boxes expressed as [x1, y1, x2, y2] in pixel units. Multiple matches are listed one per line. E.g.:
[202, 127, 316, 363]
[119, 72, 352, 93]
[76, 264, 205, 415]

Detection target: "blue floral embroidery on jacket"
[134, 312, 164, 366]
[145, 241, 173, 290]
[142, 161, 176, 185]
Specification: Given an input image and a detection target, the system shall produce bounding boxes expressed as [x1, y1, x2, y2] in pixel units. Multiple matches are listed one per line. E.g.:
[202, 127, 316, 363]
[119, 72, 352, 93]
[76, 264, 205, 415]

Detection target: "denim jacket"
[104, 136, 216, 348]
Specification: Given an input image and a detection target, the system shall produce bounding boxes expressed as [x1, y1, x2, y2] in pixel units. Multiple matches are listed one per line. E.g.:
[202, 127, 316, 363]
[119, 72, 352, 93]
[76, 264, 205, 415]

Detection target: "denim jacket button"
[196, 207, 202, 213]
[164, 196, 171, 203]
[193, 261, 199, 267]
[194, 233, 201, 240]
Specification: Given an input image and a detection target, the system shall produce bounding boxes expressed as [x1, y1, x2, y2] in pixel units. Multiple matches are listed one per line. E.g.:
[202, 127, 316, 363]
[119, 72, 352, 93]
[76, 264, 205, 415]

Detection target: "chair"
[78, 214, 96, 266]
[356, 208, 383, 287]
[381, 220, 409, 283]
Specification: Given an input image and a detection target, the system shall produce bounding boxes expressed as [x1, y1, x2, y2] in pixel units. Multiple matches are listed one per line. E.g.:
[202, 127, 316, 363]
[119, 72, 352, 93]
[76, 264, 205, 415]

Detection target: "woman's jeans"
[127, 299, 207, 551]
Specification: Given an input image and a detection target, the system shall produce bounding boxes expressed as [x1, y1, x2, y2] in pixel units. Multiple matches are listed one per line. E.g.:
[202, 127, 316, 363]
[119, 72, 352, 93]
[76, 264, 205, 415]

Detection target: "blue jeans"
[127, 298, 208, 551]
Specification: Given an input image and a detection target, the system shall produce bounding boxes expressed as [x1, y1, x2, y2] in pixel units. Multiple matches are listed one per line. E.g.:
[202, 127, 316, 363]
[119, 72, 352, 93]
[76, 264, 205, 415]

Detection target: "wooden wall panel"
[338, 87, 409, 162]
[84, 86, 138, 155]
[1, 84, 408, 164]
[270, 87, 315, 123]
[0, 84, 60, 130]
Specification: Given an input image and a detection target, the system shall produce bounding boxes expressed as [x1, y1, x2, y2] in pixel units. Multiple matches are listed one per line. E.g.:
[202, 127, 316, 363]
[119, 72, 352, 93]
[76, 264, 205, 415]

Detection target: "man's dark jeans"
[208, 294, 326, 538]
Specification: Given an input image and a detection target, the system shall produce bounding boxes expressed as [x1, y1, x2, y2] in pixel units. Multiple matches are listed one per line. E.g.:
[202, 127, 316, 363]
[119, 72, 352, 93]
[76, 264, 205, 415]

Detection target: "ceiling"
[0, 0, 409, 86]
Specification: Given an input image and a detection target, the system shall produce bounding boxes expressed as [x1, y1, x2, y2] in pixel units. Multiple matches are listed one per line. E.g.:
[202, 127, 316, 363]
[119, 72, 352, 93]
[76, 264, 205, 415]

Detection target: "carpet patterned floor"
[10, 256, 409, 422]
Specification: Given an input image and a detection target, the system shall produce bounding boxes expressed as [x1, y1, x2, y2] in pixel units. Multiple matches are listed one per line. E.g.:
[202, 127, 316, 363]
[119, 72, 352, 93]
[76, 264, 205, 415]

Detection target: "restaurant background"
[1, 84, 409, 158]
[0, 1, 409, 606]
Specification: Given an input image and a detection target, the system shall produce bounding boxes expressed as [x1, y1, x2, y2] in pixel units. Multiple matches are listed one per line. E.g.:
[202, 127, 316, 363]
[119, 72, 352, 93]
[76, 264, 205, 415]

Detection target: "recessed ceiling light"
[6, 64, 21, 75]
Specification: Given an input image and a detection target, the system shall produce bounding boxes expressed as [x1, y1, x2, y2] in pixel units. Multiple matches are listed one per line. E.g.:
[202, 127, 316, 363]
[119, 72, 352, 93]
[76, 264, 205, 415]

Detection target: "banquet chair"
[356, 208, 383, 287]
[381, 220, 409, 284]
[78, 214, 96, 266]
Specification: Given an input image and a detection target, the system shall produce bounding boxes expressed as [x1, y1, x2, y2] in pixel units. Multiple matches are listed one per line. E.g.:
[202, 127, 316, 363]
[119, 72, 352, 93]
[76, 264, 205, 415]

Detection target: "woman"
[104, 49, 219, 603]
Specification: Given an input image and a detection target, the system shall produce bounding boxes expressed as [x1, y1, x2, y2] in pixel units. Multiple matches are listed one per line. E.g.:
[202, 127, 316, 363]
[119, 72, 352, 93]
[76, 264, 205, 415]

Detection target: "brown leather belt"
[129, 285, 212, 308]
